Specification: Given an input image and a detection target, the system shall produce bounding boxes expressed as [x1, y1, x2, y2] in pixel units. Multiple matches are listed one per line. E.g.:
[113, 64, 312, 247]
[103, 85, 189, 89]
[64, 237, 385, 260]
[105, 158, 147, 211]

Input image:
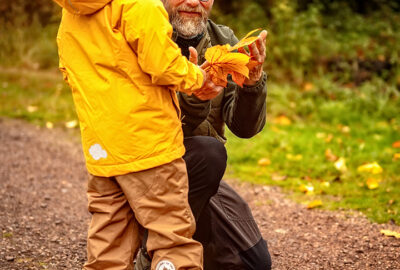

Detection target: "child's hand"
[189, 47, 224, 100]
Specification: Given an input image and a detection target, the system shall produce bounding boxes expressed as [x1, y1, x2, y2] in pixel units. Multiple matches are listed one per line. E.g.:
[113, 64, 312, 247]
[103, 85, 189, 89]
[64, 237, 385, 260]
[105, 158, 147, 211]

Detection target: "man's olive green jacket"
[178, 20, 267, 143]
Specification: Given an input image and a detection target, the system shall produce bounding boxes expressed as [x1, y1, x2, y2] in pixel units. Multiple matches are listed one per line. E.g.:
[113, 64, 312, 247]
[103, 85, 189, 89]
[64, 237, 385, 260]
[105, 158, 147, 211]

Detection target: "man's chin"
[173, 21, 205, 38]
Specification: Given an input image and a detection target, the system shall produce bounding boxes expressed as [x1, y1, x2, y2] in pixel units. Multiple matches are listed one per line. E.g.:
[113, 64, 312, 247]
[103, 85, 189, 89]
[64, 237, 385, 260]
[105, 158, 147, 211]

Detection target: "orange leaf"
[229, 28, 261, 51]
[392, 141, 400, 148]
[205, 45, 250, 87]
[325, 148, 338, 162]
[366, 178, 380, 190]
[232, 72, 246, 87]
[274, 115, 292, 126]
[258, 158, 271, 166]
[247, 58, 261, 70]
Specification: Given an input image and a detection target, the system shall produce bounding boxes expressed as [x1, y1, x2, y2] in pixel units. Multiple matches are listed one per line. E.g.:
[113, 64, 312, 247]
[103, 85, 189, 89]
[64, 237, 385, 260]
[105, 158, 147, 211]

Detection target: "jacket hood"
[53, 0, 112, 15]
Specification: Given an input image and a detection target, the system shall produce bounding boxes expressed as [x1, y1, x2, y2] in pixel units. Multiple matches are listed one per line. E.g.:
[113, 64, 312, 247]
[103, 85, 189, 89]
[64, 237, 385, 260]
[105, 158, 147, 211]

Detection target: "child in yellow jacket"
[53, 0, 208, 269]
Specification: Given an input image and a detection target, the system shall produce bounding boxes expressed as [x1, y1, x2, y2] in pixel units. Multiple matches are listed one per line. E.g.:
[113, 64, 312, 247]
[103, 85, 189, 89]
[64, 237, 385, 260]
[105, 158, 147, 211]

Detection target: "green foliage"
[212, 0, 400, 85]
[0, 18, 60, 69]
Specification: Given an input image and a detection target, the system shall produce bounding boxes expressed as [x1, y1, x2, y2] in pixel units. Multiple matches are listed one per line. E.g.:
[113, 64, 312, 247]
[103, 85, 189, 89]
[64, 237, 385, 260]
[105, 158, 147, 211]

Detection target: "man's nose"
[184, 0, 200, 7]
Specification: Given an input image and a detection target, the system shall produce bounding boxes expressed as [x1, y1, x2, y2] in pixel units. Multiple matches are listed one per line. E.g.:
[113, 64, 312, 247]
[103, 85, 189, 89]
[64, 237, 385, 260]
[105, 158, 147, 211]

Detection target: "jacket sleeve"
[222, 73, 267, 138]
[221, 30, 267, 138]
[119, 0, 203, 93]
[178, 92, 211, 136]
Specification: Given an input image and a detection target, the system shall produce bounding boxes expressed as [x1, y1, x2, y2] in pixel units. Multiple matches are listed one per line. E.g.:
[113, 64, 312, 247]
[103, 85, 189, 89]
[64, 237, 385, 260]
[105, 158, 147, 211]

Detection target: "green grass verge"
[225, 80, 400, 224]
[0, 69, 77, 127]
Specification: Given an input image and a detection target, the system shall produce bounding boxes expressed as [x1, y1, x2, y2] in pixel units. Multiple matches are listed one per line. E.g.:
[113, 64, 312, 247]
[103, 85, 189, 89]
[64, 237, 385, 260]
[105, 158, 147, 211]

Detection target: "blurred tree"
[0, 0, 60, 27]
[213, 0, 399, 17]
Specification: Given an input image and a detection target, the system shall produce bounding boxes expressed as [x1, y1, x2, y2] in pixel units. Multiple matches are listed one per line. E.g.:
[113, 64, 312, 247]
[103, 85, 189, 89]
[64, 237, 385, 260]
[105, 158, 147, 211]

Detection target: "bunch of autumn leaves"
[204, 29, 263, 87]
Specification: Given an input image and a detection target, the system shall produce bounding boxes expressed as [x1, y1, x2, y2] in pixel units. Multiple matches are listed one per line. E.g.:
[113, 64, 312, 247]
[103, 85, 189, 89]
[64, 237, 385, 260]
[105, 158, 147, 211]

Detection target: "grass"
[225, 80, 400, 224]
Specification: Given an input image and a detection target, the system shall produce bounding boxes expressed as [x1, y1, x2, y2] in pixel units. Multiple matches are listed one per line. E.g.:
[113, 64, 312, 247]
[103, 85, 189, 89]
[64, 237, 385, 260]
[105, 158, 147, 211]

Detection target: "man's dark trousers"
[183, 136, 272, 270]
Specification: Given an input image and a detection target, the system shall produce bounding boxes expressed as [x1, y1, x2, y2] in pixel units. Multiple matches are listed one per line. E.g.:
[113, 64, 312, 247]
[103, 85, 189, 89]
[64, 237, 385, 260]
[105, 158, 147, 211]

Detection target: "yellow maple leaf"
[204, 45, 250, 87]
[394, 153, 400, 160]
[204, 29, 265, 87]
[228, 28, 261, 52]
[380, 229, 400, 239]
[307, 200, 323, 209]
[366, 178, 380, 190]
[357, 162, 383, 174]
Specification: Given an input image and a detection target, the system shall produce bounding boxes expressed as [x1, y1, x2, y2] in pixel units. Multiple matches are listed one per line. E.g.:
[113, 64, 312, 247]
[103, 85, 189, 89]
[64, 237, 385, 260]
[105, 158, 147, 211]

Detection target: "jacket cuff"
[241, 72, 267, 93]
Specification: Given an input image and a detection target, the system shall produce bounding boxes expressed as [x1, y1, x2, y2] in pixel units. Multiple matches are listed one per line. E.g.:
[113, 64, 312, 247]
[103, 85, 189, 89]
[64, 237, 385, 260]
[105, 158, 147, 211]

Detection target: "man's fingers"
[249, 42, 260, 61]
[258, 30, 267, 56]
[259, 30, 268, 41]
[238, 47, 249, 56]
[189, 46, 198, 65]
[201, 61, 210, 69]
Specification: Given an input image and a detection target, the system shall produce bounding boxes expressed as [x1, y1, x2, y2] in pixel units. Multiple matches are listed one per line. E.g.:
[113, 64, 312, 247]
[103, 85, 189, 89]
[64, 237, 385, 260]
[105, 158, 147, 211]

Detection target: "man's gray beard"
[171, 15, 207, 38]
[162, 0, 208, 38]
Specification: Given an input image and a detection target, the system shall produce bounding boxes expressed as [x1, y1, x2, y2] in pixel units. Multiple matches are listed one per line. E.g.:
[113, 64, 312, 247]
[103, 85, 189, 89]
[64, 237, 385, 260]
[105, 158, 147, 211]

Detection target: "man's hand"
[238, 30, 268, 86]
[189, 47, 224, 100]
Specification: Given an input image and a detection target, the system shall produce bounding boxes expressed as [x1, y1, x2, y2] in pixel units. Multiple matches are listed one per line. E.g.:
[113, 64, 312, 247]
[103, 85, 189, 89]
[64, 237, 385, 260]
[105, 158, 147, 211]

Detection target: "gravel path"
[1, 118, 399, 270]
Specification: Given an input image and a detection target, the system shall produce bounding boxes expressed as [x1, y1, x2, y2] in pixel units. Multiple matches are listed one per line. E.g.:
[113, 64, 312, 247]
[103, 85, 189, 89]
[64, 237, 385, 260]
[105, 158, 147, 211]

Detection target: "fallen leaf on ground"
[366, 178, 381, 190]
[299, 184, 314, 195]
[393, 141, 400, 148]
[334, 157, 347, 172]
[325, 148, 338, 162]
[27, 105, 38, 113]
[325, 134, 334, 143]
[274, 228, 288, 234]
[65, 120, 78, 129]
[357, 162, 383, 174]
[258, 158, 271, 166]
[46, 122, 54, 129]
[307, 200, 323, 209]
[380, 229, 400, 239]
[286, 153, 302, 161]
[322, 181, 330, 188]
[271, 173, 287, 181]
[274, 115, 292, 126]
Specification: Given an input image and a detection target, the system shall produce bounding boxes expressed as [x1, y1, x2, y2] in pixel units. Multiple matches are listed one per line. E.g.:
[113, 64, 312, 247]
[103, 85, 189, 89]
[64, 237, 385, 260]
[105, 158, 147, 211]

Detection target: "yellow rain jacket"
[53, 0, 204, 176]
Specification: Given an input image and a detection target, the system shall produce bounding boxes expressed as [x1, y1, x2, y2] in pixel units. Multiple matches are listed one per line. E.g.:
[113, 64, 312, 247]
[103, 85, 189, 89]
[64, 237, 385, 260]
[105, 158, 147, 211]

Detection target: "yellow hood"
[52, 0, 112, 15]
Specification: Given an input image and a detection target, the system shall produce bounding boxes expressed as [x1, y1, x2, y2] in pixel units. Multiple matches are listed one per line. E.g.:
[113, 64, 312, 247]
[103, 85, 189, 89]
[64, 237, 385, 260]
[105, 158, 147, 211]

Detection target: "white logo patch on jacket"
[89, 144, 108, 160]
[156, 260, 176, 270]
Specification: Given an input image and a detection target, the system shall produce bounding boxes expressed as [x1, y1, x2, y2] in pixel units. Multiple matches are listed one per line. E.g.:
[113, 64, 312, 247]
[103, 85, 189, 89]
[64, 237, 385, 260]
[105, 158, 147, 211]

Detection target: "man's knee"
[240, 238, 272, 270]
[184, 136, 227, 192]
